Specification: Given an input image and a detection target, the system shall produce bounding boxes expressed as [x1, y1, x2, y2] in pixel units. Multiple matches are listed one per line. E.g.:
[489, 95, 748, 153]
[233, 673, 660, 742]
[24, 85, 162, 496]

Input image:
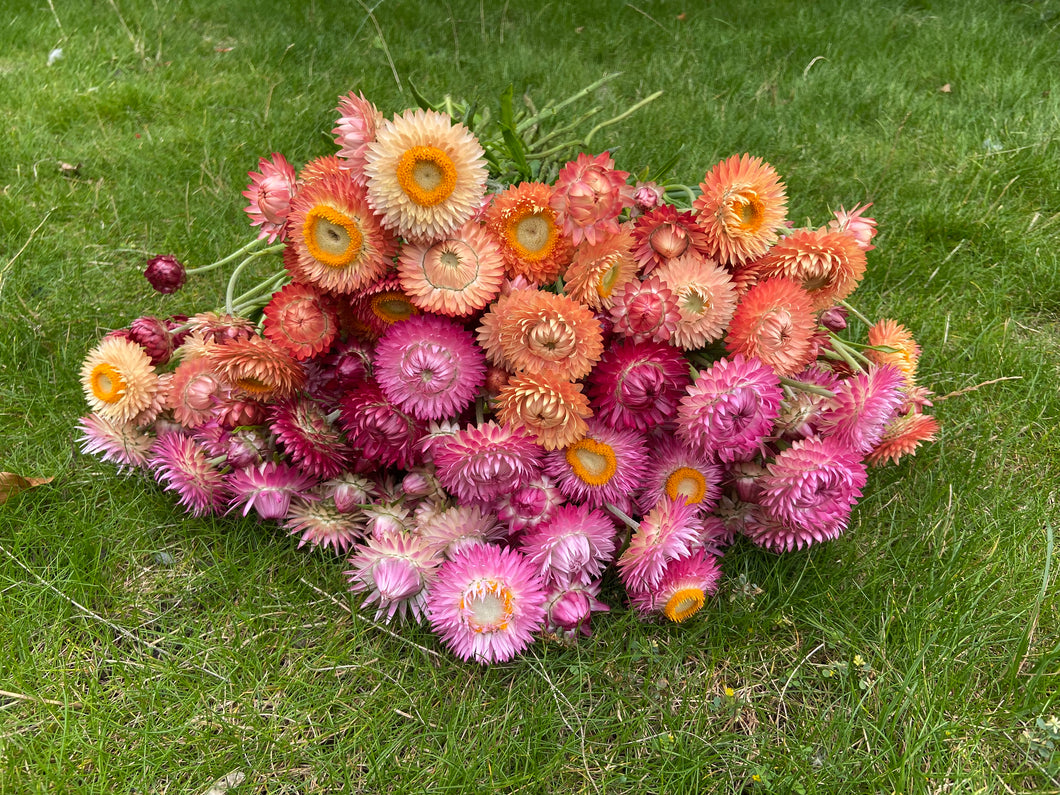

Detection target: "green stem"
[604, 502, 640, 533]
[223, 245, 284, 316]
[515, 73, 621, 133]
[778, 375, 836, 398]
[829, 334, 871, 372]
[186, 237, 268, 274]
[583, 90, 664, 150]
[663, 184, 698, 207]
[837, 299, 872, 327]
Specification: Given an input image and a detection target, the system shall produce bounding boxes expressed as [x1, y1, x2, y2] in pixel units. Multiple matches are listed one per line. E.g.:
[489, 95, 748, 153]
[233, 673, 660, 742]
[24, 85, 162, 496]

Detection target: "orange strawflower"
[867, 319, 921, 385]
[725, 277, 817, 376]
[495, 371, 592, 451]
[207, 334, 306, 400]
[486, 182, 573, 285]
[563, 225, 639, 311]
[752, 226, 867, 310]
[867, 412, 939, 467]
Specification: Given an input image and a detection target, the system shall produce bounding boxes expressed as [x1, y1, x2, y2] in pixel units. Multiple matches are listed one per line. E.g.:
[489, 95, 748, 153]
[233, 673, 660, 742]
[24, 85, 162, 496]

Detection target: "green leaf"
[499, 84, 531, 180]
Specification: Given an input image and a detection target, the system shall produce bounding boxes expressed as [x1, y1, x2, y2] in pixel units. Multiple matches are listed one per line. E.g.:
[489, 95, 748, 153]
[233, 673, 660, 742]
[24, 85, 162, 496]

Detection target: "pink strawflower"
[587, 339, 691, 433]
[432, 420, 544, 505]
[758, 436, 868, 543]
[617, 497, 702, 592]
[638, 435, 721, 516]
[167, 357, 224, 429]
[333, 91, 384, 185]
[519, 502, 617, 587]
[320, 471, 377, 513]
[828, 202, 878, 251]
[227, 460, 317, 520]
[773, 365, 841, 441]
[607, 275, 681, 344]
[494, 476, 565, 535]
[150, 432, 229, 517]
[269, 397, 352, 479]
[417, 504, 507, 558]
[78, 413, 155, 472]
[337, 380, 425, 470]
[144, 254, 186, 294]
[219, 424, 275, 468]
[632, 181, 665, 213]
[549, 151, 634, 246]
[631, 205, 713, 275]
[262, 281, 340, 362]
[362, 500, 413, 538]
[543, 581, 610, 638]
[677, 355, 783, 463]
[818, 365, 906, 454]
[544, 419, 649, 511]
[427, 544, 548, 664]
[346, 529, 442, 624]
[627, 549, 722, 622]
[243, 153, 298, 243]
[372, 314, 486, 421]
[284, 495, 363, 553]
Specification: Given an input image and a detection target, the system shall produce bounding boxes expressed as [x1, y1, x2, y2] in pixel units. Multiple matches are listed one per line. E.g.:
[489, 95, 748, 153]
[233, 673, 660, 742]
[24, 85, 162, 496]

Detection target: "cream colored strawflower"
[80, 336, 160, 424]
[364, 108, 488, 245]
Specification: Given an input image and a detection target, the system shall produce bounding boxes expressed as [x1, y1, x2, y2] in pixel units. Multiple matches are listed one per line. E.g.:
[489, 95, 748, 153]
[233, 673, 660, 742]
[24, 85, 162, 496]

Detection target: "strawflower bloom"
[677, 355, 783, 463]
[758, 435, 868, 542]
[285, 496, 363, 553]
[519, 502, 617, 586]
[144, 254, 186, 294]
[494, 476, 565, 535]
[78, 413, 155, 471]
[128, 316, 175, 366]
[373, 314, 486, 421]
[227, 460, 317, 520]
[80, 335, 160, 425]
[828, 202, 877, 251]
[617, 497, 702, 592]
[417, 504, 507, 558]
[563, 225, 638, 311]
[269, 396, 352, 479]
[285, 173, 396, 296]
[543, 581, 610, 638]
[631, 204, 713, 275]
[866, 319, 921, 385]
[150, 431, 229, 517]
[607, 275, 681, 344]
[693, 153, 789, 266]
[638, 434, 721, 516]
[867, 410, 939, 467]
[654, 253, 738, 350]
[550, 151, 634, 246]
[346, 529, 442, 623]
[243, 153, 298, 243]
[818, 364, 906, 454]
[433, 420, 544, 505]
[364, 107, 488, 244]
[207, 334, 306, 401]
[398, 219, 505, 317]
[627, 549, 722, 622]
[262, 281, 339, 361]
[495, 370, 593, 451]
[486, 181, 573, 285]
[427, 544, 548, 664]
[751, 226, 867, 310]
[587, 338, 691, 432]
[332, 90, 384, 185]
[546, 419, 648, 511]
[337, 380, 424, 470]
[725, 277, 817, 376]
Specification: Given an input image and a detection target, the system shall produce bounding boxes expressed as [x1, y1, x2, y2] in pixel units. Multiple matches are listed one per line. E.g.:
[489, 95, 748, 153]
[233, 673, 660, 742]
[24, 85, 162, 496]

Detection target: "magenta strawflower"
[616, 497, 702, 592]
[757, 436, 868, 544]
[543, 581, 610, 638]
[372, 314, 486, 421]
[677, 355, 783, 463]
[128, 316, 175, 366]
[494, 476, 564, 535]
[638, 434, 721, 516]
[519, 502, 617, 587]
[78, 413, 155, 472]
[627, 549, 722, 622]
[544, 419, 649, 511]
[587, 339, 691, 433]
[346, 529, 442, 623]
[269, 397, 352, 479]
[243, 153, 298, 243]
[150, 431, 229, 517]
[284, 495, 363, 553]
[144, 254, 186, 294]
[818, 365, 906, 454]
[337, 380, 425, 470]
[432, 420, 544, 505]
[227, 460, 317, 520]
[427, 544, 548, 664]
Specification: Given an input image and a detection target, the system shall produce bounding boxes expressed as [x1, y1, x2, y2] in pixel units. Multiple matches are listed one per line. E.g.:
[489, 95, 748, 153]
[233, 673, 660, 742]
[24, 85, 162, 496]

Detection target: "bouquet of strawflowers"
[77, 82, 938, 664]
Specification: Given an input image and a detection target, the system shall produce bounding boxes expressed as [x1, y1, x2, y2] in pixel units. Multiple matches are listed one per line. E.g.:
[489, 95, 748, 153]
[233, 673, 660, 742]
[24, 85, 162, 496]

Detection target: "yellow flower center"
[90, 362, 126, 403]
[235, 376, 274, 395]
[461, 579, 514, 633]
[664, 586, 705, 623]
[303, 205, 365, 269]
[725, 190, 765, 236]
[397, 145, 458, 207]
[507, 210, 555, 260]
[664, 466, 708, 505]
[565, 438, 618, 487]
[370, 290, 417, 324]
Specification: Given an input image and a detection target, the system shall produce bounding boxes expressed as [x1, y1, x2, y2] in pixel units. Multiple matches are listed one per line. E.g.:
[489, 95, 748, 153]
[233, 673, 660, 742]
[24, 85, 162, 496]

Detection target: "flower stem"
[224, 245, 285, 316]
[515, 73, 620, 134]
[583, 90, 664, 150]
[837, 299, 873, 327]
[777, 375, 836, 398]
[604, 502, 640, 532]
[663, 184, 699, 207]
[186, 237, 268, 274]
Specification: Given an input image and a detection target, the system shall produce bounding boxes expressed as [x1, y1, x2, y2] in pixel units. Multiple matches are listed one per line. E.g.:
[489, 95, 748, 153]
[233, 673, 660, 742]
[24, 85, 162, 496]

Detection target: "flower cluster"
[78, 88, 937, 664]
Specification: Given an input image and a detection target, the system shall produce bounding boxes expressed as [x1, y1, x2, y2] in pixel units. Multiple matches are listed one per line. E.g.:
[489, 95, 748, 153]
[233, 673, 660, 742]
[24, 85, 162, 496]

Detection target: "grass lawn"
[1, 0, 1058, 792]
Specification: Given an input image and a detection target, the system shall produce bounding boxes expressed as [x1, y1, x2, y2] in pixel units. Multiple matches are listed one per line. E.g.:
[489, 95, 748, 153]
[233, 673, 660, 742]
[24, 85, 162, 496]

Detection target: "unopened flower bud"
[144, 254, 186, 294]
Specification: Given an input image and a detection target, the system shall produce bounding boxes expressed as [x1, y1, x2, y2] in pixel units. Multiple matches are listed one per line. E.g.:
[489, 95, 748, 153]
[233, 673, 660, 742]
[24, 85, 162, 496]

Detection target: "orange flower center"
[507, 209, 555, 260]
[235, 376, 274, 395]
[724, 190, 766, 236]
[90, 363, 126, 403]
[370, 290, 418, 324]
[664, 586, 705, 623]
[461, 579, 514, 633]
[664, 466, 708, 505]
[565, 438, 618, 486]
[303, 205, 365, 269]
[397, 145, 457, 207]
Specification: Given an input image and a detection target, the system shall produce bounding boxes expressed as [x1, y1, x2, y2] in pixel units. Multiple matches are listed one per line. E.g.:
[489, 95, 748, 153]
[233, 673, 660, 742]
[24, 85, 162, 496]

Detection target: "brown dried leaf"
[939, 83, 952, 93]
[0, 473, 53, 505]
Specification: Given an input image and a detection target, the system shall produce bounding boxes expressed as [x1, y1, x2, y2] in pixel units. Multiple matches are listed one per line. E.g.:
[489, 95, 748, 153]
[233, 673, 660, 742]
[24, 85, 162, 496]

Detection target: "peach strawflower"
[866, 318, 921, 385]
[262, 281, 339, 361]
[333, 90, 384, 186]
[725, 277, 817, 376]
[207, 334, 306, 400]
[298, 155, 346, 186]
[693, 153, 788, 266]
[285, 173, 396, 296]
[80, 336, 160, 425]
[168, 357, 224, 428]
[563, 225, 639, 311]
[828, 202, 877, 251]
[752, 226, 867, 310]
[486, 181, 573, 285]
[398, 219, 505, 317]
[496, 371, 593, 451]
[349, 276, 422, 340]
[364, 107, 488, 244]
[550, 151, 634, 247]
[866, 411, 939, 467]
[654, 253, 738, 350]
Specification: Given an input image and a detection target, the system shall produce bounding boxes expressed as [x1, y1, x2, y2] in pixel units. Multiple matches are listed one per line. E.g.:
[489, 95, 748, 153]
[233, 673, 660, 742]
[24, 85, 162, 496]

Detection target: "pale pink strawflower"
[587, 339, 691, 433]
[243, 153, 298, 243]
[78, 413, 155, 472]
[677, 355, 783, 463]
[333, 91, 384, 185]
[818, 365, 906, 455]
[362, 500, 413, 539]
[167, 357, 224, 429]
[543, 581, 610, 638]
[627, 549, 722, 622]
[432, 420, 544, 505]
[337, 380, 425, 470]
[269, 397, 352, 479]
[550, 151, 634, 246]
[758, 435, 868, 543]
[227, 460, 317, 520]
[617, 497, 702, 592]
[427, 544, 548, 664]
[346, 529, 442, 624]
[150, 432, 229, 517]
[545, 419, 649, 512]
[284, 496, 363, 553]
[373, 314, 486, 422]
[828, 202, 878, 252]
[773, 365, 841, 441]
[519, 502, 617, 587]
[321, 472, 377, 513]
[417, 503, 507, 559]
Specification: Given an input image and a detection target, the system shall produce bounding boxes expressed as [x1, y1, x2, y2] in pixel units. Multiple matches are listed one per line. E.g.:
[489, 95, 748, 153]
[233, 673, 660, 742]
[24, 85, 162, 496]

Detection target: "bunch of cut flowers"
[77, 81, 938, 664]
